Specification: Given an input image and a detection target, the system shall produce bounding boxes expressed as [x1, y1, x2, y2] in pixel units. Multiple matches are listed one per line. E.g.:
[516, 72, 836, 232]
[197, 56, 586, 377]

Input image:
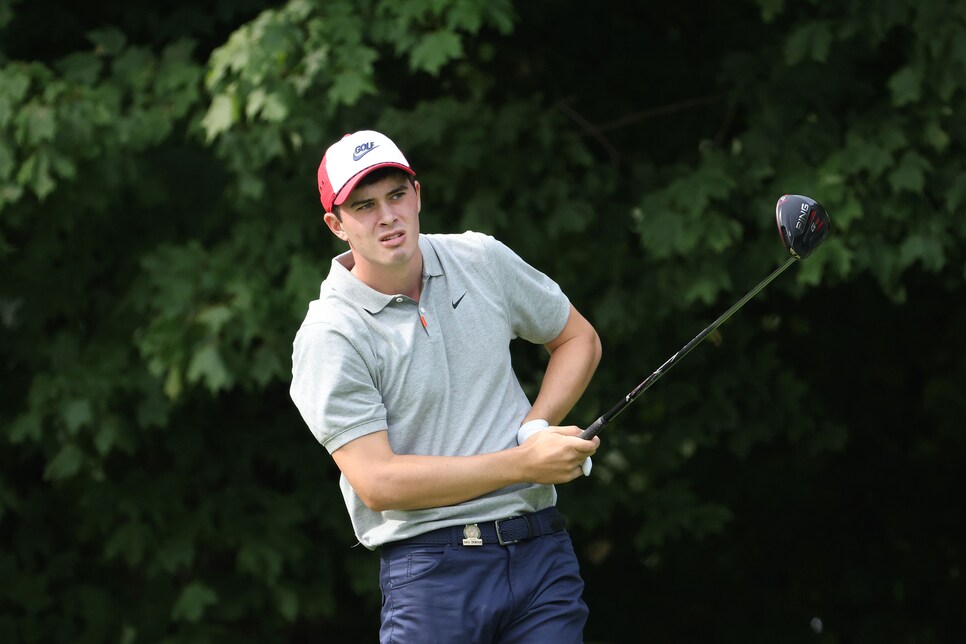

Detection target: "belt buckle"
[462, 523, 483, 546]
[495, 517, 522, 546]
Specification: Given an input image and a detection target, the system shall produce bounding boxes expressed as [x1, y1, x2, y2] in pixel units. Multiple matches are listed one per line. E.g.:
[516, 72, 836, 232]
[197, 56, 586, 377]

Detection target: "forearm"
[525, 307, 602, 426]
[356, 449, 526, 511]
[333, 428, 598, 512]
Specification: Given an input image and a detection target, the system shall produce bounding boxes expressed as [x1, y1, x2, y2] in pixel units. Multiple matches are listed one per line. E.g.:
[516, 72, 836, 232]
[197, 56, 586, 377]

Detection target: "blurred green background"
[2, 0, 965, 641]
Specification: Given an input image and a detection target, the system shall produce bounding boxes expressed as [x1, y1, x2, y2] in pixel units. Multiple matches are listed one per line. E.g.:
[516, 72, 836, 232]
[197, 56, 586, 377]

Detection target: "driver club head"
[775, 194, 831, 259]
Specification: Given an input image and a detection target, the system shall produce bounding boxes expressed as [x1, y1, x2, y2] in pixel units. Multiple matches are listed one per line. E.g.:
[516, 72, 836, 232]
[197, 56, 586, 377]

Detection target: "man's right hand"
[517, 426, 599, 484]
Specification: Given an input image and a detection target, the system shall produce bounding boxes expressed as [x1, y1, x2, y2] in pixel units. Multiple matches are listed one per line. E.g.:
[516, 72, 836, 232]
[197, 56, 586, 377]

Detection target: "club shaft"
[580, 256, 798, 440]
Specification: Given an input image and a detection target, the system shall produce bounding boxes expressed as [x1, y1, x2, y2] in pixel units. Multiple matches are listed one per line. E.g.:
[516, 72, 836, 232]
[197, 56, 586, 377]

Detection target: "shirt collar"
[324, 234, 443, 314]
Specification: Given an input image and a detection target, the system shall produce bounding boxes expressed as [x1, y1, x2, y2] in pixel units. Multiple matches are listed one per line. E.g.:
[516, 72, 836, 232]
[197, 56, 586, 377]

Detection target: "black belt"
[387, 507, 566, 548]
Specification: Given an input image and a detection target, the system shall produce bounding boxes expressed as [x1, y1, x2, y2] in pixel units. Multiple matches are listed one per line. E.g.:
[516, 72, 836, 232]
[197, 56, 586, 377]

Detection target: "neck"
[350, 249, 424, 301]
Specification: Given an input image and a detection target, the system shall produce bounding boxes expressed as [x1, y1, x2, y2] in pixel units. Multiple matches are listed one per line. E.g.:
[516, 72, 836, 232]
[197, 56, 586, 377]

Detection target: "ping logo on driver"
[795, 201, 809, 231]
[353, 142, 378, 161]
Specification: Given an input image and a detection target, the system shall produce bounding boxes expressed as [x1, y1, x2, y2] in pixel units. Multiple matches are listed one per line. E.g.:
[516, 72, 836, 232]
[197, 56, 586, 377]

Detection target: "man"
[290, 130, 601, 643]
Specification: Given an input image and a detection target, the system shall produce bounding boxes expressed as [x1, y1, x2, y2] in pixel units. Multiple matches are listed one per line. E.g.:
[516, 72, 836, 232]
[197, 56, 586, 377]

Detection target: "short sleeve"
[290, 322, 389, 453]
[480, 235, 571, 344]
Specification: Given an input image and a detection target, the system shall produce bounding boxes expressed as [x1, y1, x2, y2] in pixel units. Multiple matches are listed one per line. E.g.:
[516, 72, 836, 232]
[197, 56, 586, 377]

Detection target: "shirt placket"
[417, 273, 437, 340]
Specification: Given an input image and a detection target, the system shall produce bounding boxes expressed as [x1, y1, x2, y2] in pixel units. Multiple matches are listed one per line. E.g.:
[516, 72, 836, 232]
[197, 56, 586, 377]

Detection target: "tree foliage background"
[2, 0, 965, 641]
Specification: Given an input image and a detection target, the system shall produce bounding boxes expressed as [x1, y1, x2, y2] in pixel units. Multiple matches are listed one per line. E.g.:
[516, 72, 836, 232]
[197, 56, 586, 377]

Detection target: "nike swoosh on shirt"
[452, 292, 467, 309]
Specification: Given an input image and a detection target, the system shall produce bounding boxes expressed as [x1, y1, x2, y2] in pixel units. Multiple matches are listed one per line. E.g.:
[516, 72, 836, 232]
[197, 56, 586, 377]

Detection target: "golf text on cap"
[353, 142, 379, 161]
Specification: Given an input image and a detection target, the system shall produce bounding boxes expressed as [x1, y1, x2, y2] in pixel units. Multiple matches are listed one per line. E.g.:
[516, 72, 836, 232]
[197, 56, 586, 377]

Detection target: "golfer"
[290, 130, 601, 643]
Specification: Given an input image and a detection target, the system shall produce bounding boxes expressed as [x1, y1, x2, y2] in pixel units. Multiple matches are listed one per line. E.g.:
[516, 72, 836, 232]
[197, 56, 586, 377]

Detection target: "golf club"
[579, 194, 830, 440]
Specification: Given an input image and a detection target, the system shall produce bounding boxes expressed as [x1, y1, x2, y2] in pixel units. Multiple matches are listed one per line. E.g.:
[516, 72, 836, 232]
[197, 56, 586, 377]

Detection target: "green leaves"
[87, 27, 128, 56]
[784, 19, 832, 64]
[0, 0, 17, 30]
[899, 228, 946, 272]
[15, 100, 55, 145]
[632, 481, 734, 549]
[43, 443, 85, 481]
[171, 582, 218, 623]
[15, 148, 55, 199]
[204, 0, 516, 138]
[62, 399, 93, 434]
[757, 0, 785, 22]
[888, 150, 931, 194]
[889, 65, 922, 106]
[631, 150, 742, 277]
[409, 29, 464, 75]
[0, 29, 202, 208]
[202, 92, 238, 141]
[185, 343, 232, 392]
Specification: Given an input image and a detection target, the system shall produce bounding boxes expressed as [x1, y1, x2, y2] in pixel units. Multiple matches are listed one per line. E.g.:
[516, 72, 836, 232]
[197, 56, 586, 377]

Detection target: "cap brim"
[332, 163, 416, 207]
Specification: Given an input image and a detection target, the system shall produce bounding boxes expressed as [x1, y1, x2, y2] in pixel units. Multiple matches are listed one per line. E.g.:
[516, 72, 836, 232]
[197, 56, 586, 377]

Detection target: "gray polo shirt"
[290, 232, 571, 548]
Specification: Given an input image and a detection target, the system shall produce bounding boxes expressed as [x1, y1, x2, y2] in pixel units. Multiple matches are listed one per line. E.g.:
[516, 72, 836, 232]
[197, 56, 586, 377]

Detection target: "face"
[324, 175, 422, 279]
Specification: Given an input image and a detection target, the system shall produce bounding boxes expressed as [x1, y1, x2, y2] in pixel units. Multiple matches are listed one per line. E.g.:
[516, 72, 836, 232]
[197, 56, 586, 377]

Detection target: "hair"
[331, 167, 416, 220]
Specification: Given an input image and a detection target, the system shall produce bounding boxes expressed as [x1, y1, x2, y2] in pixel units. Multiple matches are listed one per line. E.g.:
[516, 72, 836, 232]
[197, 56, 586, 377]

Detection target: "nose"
[376, 202, 397, 225]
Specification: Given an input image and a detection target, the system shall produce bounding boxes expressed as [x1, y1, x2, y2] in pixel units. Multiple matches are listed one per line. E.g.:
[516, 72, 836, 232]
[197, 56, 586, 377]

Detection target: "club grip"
[579, 417, 606, 440]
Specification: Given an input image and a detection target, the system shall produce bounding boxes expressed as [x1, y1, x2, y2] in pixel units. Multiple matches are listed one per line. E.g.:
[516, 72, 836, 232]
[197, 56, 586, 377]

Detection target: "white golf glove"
[517, 419, 592, 477]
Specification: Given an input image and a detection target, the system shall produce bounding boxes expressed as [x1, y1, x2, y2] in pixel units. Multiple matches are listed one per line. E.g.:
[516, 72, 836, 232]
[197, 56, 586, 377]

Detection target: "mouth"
[380, 231, 405, 244]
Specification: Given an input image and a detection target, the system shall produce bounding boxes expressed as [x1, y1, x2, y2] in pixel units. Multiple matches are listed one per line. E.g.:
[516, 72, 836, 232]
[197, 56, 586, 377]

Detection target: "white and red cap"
[317, 130, 415, 212]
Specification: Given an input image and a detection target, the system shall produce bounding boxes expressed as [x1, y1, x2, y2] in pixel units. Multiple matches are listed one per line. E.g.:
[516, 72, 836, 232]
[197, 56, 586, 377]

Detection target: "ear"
[414, 180, 422, 214]
[323, 212, 348, 242]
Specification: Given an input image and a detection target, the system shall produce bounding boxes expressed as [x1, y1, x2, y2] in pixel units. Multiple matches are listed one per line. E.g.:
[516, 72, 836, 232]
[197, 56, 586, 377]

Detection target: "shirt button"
[419, 307, 426, 313]
[395, 297, 404, 303]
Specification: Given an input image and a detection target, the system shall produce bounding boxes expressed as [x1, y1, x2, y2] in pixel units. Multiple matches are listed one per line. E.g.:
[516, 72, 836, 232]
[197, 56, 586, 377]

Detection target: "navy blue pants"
[378, 528, 588, 643]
